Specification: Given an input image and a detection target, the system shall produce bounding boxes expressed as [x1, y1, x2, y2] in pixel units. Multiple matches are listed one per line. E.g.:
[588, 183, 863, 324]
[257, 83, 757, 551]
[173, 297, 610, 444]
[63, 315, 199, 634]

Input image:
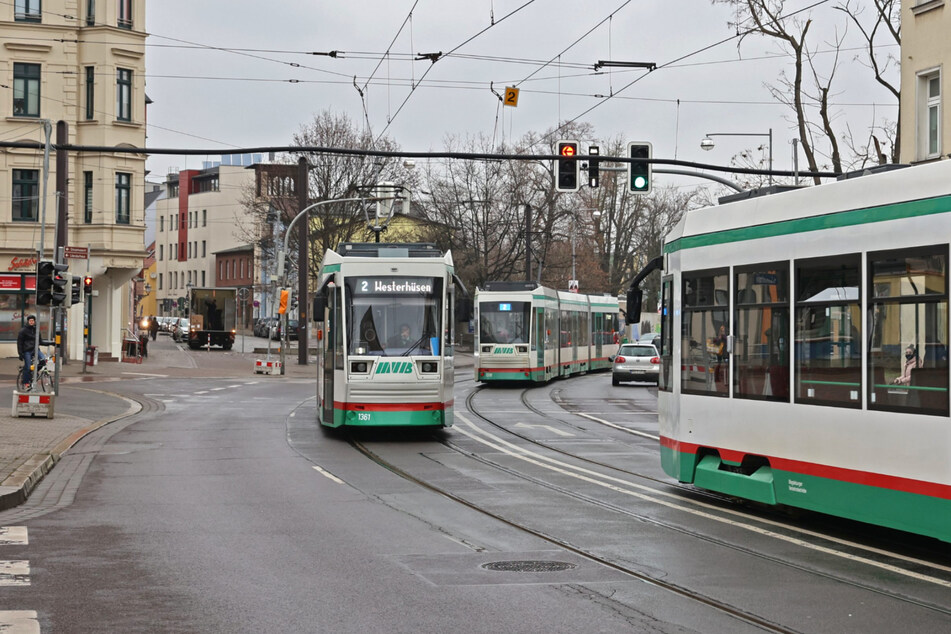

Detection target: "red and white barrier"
[254, 359, 282, 375]
[11, 391, 55, 418]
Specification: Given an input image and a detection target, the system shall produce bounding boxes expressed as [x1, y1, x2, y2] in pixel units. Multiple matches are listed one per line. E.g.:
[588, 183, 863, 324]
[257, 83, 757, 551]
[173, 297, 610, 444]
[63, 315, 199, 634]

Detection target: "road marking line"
[0, 527, 27, 546]
[454, 413, 951, 587]
[194, 391, 209, 395]
[577, 413, 660, 440]
[0, 611, 39, 634]
[122, 372, 169, 377]
[313, 465, 345, 484]
[227, 385, 242, 389]
[210, 387, 227, 391]
[0, 561, 30, 586]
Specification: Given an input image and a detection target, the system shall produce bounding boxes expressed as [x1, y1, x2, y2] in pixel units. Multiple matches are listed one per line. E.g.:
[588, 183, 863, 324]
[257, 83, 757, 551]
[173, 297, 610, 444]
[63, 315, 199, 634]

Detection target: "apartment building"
[901, 0, 950, 163]
[154, 160, 261, 318]
[0, 0, 147, 360]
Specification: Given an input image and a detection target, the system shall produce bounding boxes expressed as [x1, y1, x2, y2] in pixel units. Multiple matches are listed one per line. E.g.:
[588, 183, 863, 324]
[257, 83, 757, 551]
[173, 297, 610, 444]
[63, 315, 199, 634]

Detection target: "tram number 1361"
[356, 412, 372, 422]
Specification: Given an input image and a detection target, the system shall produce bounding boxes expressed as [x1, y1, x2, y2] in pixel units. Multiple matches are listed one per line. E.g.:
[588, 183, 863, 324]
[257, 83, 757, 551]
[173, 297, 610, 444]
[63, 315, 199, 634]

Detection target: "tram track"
[347, 434, 803, 634]
[448, 382, 951, 615]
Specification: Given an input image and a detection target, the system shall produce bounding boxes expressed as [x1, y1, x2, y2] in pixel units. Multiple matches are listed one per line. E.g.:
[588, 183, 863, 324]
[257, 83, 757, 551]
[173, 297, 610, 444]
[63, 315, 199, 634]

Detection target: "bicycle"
[17, 349, 54, 393]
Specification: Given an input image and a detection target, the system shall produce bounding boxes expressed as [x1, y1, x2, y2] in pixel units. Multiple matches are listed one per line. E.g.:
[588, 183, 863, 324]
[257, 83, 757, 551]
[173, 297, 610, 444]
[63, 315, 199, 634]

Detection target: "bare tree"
[714, 0, 901, 182]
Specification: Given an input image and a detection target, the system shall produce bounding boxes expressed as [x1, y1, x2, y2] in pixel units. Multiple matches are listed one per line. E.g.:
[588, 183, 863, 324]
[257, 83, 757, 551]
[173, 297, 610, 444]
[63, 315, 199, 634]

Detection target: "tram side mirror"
[456, 297, 473, 322]
[312, 295, 327, 322]
[626, 290, 643, 325]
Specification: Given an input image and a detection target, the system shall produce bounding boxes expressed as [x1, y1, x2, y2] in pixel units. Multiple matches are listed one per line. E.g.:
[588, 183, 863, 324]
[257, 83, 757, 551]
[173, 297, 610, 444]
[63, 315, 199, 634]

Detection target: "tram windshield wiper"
[401, 335, 428, 356]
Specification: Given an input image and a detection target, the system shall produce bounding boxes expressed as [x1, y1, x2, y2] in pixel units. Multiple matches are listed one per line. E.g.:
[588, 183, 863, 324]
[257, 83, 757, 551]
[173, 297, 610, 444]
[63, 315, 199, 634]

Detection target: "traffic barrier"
[11, 391, 55, 418]
[254, 359, 282, 375]
[86, 346, 99, 366]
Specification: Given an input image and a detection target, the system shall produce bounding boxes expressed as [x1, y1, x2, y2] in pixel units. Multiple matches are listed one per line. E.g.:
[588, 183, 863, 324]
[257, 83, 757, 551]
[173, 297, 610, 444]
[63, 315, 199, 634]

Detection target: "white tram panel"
[661, 160, 951, 504]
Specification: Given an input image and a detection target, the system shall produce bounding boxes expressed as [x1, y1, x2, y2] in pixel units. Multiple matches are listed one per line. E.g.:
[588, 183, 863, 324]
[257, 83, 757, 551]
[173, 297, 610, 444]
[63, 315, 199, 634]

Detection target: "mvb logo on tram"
[494, 347, 515, 354]
[375, 361, 415, 375]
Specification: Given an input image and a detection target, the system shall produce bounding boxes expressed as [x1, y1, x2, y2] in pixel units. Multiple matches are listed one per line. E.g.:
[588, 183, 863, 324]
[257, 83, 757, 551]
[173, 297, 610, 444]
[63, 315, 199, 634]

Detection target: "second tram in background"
[312, 243, 469, 428]
[474, 281, 621, 383]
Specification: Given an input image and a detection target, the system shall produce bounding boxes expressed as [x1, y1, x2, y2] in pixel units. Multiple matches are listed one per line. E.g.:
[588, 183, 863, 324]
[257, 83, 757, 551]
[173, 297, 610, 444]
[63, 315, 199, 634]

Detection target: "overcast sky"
[143, 0, 899, 191]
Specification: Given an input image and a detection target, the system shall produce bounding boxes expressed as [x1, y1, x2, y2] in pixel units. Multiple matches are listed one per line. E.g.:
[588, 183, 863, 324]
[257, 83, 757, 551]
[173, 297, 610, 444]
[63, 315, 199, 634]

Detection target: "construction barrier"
[12, 391, 55, 418]
[254, 359, 282, 375]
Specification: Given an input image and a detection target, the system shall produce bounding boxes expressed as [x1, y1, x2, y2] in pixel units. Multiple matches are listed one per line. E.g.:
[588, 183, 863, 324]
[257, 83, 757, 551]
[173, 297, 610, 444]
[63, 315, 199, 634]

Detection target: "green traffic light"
[633, 176, 647, 190]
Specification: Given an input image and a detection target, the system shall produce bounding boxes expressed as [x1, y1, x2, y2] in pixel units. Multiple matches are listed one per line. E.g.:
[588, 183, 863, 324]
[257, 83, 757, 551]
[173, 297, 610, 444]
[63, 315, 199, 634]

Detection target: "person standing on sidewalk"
[17, 315, 49, 390]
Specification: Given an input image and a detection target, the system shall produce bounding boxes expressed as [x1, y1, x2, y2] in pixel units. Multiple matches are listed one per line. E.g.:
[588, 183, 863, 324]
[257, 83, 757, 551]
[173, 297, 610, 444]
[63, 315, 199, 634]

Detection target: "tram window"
[682, 270, 729, 396]
[480, 301, 531, 344]
[345, 277, 443, 356]
[734, 264, 789, 402]
[659, 277, 673, 392]
[794, 255, 861, 408]
[868, 246, 948, 416]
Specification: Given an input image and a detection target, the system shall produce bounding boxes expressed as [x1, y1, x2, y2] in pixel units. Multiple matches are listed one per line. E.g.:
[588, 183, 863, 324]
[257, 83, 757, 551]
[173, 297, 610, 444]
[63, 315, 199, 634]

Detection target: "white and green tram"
[632, 160, 951, 542]
[475, 281, 621, 383]
[312, 243, 466, 428]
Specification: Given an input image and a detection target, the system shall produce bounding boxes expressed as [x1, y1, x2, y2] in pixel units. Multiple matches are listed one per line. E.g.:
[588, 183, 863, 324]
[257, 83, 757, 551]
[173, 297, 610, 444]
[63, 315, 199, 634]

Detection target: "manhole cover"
[481, 560, 577, 573]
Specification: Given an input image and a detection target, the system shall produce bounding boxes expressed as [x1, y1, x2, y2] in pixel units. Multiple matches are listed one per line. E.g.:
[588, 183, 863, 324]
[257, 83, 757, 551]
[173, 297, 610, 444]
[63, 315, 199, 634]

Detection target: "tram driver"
[388, 323, 414, 348]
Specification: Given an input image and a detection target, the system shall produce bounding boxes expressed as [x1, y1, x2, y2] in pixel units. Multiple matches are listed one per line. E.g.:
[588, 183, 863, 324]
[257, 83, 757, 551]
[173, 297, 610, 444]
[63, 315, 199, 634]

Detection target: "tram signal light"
[629, 142, 652, 194]
[37, 260, 69, 306]
[70, 275, 83, 305]
[83, 275, 93, 295]
[555, 140, 580, 192]
[588, 145, 600, 188]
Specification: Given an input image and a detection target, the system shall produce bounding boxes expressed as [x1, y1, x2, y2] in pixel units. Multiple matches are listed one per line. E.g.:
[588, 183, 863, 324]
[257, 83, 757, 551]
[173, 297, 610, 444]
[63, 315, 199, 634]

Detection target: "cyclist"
[17, 315, 49, 390]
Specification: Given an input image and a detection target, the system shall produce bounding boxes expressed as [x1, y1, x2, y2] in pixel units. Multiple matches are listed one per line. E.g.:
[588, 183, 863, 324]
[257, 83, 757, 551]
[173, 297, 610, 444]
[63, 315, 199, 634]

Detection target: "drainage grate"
[481, 560, 577, 573]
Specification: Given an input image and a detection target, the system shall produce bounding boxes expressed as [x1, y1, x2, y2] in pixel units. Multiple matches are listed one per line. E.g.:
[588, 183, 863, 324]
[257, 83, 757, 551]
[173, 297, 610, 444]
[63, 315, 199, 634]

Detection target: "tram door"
[536, 307, 546, 373]
[322, 285, 340, 424]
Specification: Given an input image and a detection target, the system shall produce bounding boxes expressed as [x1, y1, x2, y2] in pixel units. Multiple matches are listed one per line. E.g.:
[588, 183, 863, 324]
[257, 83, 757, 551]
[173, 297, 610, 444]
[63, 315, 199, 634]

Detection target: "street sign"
[504, 86, 520, 107]
[64, 246, 89, 260]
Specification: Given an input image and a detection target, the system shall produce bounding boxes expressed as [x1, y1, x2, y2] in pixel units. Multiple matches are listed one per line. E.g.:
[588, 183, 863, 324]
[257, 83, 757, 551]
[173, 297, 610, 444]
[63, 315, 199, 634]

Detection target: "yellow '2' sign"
[504, 86, 519, 107]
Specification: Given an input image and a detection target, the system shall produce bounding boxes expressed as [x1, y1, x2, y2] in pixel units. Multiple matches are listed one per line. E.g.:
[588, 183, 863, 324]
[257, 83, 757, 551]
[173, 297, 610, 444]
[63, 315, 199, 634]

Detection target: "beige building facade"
[900, 0, 950, 163]
[0, 0, 147, 360]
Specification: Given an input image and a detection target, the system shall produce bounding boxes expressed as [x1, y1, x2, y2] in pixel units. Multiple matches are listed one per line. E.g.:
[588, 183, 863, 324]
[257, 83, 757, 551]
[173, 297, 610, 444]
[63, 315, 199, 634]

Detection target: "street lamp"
[700, 129, 773, 185]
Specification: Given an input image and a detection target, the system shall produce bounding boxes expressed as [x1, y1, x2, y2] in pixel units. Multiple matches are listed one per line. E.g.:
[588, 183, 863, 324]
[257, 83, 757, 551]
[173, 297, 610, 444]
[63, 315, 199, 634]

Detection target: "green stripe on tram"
[665, 195, 951, 254]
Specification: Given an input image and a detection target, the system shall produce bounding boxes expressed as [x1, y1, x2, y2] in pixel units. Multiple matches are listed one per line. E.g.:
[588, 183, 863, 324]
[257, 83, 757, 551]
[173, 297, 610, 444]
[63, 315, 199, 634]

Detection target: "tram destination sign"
[353, 277, 434, 295]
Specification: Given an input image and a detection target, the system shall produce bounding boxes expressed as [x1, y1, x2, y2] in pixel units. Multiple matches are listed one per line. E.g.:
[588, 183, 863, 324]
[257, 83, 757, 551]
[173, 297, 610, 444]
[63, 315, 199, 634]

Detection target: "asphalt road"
[0, 335, 949, 633]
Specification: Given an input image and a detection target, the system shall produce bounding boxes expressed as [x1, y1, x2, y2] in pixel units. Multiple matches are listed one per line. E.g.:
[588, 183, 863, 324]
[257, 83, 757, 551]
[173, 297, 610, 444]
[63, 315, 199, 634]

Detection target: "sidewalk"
[0, 333, 474, 511]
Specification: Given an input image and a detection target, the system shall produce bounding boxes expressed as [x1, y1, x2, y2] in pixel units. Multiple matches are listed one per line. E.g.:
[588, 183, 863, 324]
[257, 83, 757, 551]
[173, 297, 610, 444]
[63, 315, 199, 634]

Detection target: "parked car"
[271, 318, 300, 341]
[611, 343, 660, 385]
[172, 318, 190, 342]
[637, 333, 661, 349]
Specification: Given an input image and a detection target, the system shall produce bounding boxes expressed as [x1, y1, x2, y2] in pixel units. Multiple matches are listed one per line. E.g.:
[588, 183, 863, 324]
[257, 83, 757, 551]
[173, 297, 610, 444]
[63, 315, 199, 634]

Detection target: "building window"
[12, 169, 39, 222]
[917, 70, 941, 160]
[201, 241, 206, 257]
[159, 215, 164, 232]
[159, 244, 163, 261]
[168, 183, 178, 198]
[868, 246, 948, 416]
[117, 0, 132, 29]
[202, 209, 207, 226]
[84, 67, 95, 119]
[158, 273, 162, 290]
[86, 0, 95, 25]
[83, 171, 93, 223]
[115, 172, 130, 224]
[116, 68, 132, 121]
[201, 271, 206, 286]
[13, 63, 40, 117]
[15, 0, 41, 22]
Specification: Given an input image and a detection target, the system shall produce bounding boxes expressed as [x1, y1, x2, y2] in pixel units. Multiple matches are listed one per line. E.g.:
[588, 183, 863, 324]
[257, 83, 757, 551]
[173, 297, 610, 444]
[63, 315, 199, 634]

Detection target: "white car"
[612, 343, 660, 385]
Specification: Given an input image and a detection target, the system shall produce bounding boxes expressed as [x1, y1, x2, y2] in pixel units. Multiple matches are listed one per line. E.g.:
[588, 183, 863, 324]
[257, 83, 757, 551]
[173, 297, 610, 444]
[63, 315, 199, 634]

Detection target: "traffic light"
[36, 260, 69, 306]
[278, 289, 289, 315]
[588, 145, 600, 188]
[555, 140, 580, 192]
[629, 142, 652, 194]
[70, 275, 82, 305]
[83, 275, 93, 296]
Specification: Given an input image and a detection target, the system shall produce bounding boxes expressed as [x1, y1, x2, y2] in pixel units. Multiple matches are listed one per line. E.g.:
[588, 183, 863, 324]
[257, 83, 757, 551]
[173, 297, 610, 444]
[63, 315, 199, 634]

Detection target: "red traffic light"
[83, 275, 93, 290]
[559, 144, 576, 157]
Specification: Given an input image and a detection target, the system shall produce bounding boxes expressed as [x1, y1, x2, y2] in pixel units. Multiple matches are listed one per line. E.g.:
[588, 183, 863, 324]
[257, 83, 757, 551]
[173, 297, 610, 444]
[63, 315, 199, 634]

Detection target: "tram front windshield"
[345, 276, 443, 356]
[480, 301, 530, 344]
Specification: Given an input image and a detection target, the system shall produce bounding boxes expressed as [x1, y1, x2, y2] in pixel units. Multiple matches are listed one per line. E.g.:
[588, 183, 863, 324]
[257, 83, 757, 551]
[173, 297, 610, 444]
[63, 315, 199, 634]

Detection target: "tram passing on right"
[638, 159, 951, 542]
[474, 281, 621, 383]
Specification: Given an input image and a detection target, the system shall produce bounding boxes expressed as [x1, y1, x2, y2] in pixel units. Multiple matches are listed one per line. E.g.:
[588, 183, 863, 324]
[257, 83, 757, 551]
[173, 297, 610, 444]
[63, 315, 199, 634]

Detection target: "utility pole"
[55, 121, 69, 368]
[297, 157, 308, 365]
[524, 204, 531, 280]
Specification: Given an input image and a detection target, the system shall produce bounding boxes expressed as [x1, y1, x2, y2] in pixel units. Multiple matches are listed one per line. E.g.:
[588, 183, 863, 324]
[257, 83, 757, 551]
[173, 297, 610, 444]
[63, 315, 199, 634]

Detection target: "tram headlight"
[351, 361, 369, 373]
[421, 361, 438, 373]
